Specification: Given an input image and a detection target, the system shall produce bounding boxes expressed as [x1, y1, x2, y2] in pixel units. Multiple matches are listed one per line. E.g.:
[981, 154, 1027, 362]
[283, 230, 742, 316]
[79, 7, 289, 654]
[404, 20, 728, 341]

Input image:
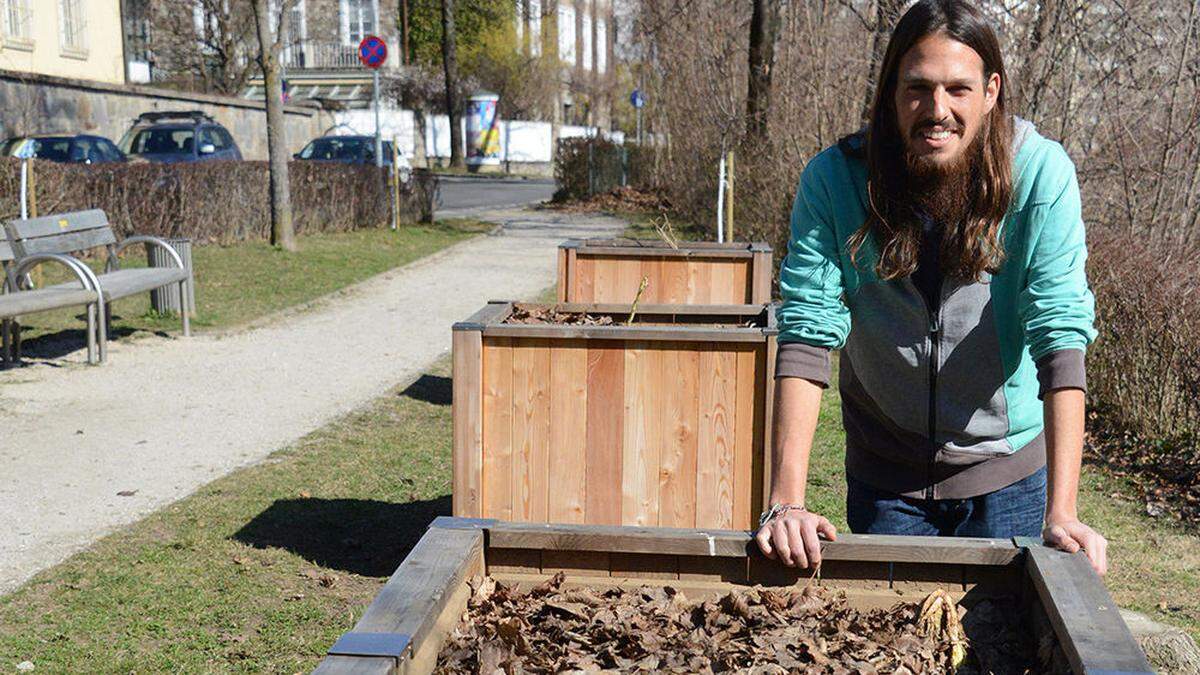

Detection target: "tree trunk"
[441, 0, 464, 169]
[745, 0, 781, 142]
[252, 0, 296, 251]
[861, 0, 905, 122]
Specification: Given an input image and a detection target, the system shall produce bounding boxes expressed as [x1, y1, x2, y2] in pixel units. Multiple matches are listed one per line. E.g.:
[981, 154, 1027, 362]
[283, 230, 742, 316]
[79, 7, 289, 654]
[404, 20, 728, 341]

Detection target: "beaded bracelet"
[757, 503, 807, 528]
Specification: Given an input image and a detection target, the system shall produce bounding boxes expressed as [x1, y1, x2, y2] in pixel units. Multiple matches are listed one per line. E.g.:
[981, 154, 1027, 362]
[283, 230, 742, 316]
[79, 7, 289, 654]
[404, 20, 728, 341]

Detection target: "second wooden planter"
[557, 238, 774, 305]
[452, 302, 777, 530]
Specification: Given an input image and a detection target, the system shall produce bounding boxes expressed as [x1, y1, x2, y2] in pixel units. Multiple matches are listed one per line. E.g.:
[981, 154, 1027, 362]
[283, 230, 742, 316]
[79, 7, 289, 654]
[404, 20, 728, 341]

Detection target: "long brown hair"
[847, 0, 1013, 281]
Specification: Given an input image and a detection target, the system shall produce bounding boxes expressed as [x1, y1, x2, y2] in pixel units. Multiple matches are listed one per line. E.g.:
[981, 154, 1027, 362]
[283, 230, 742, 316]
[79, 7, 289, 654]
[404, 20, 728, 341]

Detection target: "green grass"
[0, 354, 1195, 671]
[15, 220, 490, 349]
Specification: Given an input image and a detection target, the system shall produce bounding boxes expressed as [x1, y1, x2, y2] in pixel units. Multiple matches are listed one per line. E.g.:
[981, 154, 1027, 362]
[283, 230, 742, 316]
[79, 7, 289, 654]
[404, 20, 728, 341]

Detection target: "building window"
[582, 11, 592, 71]
[2, 0, 33, 46]
[557, 5, 575, 66]
[59, 0, 87, 54]
[340, 0, 374, 46]
[596, 19, 606, 74]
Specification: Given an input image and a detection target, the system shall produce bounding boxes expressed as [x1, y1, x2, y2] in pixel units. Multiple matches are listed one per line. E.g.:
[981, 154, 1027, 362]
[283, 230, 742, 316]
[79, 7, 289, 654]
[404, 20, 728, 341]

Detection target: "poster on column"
[466, 93, 502, 166]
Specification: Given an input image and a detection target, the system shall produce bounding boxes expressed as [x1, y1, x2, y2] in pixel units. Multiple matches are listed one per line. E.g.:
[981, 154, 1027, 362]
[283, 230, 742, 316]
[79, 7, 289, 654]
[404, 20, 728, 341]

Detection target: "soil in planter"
[434, 573, 1049, 674]
[502, 305, 760, 328]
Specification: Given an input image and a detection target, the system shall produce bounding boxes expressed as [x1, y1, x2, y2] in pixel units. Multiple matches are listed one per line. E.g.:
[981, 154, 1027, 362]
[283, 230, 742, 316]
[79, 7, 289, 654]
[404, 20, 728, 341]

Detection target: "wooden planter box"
[451, 301, 777, 530]
[557, 238, 774, 305]
[315, 518, 1153, 674]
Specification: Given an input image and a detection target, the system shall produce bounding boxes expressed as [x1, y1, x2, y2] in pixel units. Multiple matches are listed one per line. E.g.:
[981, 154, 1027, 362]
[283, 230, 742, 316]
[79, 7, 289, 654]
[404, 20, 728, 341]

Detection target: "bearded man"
[755, 0, 1108, 576]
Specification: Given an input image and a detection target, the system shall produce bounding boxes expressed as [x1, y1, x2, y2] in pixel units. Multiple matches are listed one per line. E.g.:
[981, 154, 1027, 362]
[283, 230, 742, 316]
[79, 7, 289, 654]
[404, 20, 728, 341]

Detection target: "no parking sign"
[358, 35, 388, 69]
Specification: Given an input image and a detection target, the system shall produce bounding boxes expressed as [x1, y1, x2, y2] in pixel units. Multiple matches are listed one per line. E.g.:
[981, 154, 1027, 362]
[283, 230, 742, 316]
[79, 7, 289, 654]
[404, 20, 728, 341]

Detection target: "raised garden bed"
[557, 239, 774, 305]
[314, 518, 1153, 674]
[451, 302, 777, 530]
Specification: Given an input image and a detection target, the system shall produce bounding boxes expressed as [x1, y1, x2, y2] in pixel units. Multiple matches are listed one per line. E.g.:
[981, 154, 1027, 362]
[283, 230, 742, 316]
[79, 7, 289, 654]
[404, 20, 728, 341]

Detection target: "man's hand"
[755, 510, 837, 569]
[1043, 517, 1108, 576]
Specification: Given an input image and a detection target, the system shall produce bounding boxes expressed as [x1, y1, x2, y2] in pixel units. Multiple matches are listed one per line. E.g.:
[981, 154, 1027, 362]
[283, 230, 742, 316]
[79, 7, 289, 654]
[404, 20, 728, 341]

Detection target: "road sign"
[630, 89, 645, 109]
[358, 35, 388, 69]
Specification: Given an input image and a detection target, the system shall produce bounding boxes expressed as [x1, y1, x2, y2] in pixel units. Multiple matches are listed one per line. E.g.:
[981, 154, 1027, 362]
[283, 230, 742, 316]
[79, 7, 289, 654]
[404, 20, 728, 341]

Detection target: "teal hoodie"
[775, 118, 1097, 498]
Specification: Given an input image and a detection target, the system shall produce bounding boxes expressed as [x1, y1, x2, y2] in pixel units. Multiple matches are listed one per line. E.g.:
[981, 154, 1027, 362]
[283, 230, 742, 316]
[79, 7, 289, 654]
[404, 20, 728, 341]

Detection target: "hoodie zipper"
[926, 298, 941, 501]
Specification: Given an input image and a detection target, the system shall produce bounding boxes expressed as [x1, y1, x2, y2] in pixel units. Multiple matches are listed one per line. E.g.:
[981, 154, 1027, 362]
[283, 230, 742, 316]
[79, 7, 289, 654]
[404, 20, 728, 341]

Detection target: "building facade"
[0, 0, 126, 84]
[516, 0, 617, 127]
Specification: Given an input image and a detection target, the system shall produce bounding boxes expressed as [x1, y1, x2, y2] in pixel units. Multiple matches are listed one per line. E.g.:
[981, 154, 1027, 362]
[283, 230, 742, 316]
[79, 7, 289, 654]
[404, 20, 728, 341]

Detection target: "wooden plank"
[6, 209, 109, 238]
[733, 346, 757, 529]
[610, 552, 680, 579]
[548, 339, 588, 524]
[621, 342, 662, 526]
[613, 257, 645, 303]
[314, 527, 484, 675]
[12, 229, 116, 256]
[511, 339, 551, 522]
[679, 555, 749, 583]
[564, 247, 578, 302]
[686, 259, 712, 304]
[751, 250, 773, 304]
[640, 257, 664, 304]
[659, 344, 699, 528]
[552, 302, 770, 317]
[576, 245, 756, 258]
[451, 329, 483, 517]
[709, 260, 740, 304]
[696, 349, 737, 529]
[762, 335, 777, 512]
[485, 523, 1020, 564]
[542, 550, 611, 577]
[452, 301, 512, 330]
[1023, 542, 1154, 674]
[729, 260, 751, 304]
[482, 324, 767, 343]
[556, 246, 568, 303]
[485, 547, 542, 575]
[584, 343, 624, 525]
[592, 253, 618, 303]
[575, 254, 594, 303]
[481, 338, 514, 520]
[659, 258, 689, 304]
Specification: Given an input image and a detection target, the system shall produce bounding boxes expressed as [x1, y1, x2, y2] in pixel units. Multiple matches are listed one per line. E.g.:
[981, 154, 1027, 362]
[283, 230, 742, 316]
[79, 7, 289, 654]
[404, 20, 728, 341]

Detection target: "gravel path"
[0, 208, 623, 595]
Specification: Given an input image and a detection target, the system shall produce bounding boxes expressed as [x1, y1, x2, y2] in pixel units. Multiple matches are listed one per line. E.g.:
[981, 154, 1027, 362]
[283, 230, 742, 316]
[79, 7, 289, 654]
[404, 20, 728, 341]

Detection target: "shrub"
[553, 137, 658, 202]
[0, 159, 438, 244]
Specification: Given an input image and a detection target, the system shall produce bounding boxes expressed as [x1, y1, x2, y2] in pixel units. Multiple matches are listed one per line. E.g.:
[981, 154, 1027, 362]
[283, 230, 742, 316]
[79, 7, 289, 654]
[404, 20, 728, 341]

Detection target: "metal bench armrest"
[111, 236, 186, 272]
[12, 253, 102, 293]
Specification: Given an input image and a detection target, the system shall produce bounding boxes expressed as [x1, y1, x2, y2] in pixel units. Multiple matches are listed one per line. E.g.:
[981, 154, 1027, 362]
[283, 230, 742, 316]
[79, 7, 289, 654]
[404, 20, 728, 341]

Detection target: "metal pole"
[372, 0, 383, 167]
[716, 153, 726, 243]
[636, 107, 642, 145]
[726, 150, 735, 241]
[19, 157, 28, 220]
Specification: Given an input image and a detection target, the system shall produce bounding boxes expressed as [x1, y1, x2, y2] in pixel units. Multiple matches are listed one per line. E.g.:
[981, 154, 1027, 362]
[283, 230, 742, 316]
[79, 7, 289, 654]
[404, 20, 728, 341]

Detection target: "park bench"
[2, 209, 192, 365]
[1, 234, 106, 365]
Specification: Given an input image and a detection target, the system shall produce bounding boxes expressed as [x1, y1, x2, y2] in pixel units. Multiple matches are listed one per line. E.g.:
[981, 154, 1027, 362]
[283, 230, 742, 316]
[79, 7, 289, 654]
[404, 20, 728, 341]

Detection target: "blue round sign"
[630, 89, 645, 109]
[358, 35, 388, 69]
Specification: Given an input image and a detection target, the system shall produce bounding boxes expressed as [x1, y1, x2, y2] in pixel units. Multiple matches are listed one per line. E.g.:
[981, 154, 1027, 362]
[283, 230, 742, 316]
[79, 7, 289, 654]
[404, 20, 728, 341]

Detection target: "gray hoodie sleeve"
[774, 342, 832, 387]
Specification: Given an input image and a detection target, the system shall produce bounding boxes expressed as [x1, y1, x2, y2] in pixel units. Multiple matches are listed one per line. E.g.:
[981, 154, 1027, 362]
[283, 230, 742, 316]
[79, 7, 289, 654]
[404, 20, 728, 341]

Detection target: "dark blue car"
[0, 134, 126, 163]
[120, 111, 243, 163]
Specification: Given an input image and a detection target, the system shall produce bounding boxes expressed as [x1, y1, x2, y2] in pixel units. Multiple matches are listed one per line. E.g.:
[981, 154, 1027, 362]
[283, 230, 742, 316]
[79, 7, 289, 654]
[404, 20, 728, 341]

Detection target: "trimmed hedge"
[553, 137, 657, 202]
[0, 159, 438, 244]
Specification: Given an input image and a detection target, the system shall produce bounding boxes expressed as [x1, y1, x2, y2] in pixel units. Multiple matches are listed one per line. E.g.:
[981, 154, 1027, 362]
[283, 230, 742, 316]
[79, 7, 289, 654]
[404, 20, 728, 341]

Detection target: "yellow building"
[0, 0, 125, 84]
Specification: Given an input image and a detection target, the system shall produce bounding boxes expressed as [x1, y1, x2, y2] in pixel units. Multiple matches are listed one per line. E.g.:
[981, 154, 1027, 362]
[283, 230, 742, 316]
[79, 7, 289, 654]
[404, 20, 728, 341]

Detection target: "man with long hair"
[755, 0, 1108, 575]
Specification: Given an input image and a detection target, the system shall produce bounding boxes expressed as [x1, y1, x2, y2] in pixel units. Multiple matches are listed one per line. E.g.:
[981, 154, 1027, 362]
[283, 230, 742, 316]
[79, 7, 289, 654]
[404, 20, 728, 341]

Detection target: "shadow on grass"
[232, 495, 452, 577]
[399, 374, 451, 406]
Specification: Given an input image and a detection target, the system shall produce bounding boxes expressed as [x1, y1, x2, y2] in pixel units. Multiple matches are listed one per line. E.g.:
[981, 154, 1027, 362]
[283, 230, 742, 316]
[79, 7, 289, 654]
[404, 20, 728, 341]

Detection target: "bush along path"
[0, 207, 626, 596]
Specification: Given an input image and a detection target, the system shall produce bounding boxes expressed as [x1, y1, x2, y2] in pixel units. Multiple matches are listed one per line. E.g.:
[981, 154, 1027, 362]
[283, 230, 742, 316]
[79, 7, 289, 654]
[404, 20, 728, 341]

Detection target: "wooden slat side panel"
[556, 247, 568, 303]
[762, 336, 778, 509]
[614, 257, 645, 304]
[708, 260, 739, 304]
[452, 330, 483, 517]
[548, 339, 588, 524]
[729, 259, 751, 304]
[481, 338, 514, 520]
[591, 254, 618, 304]
[751, 344, 768, 519]
[659, 344, 699, 528]
[733, 346, 757, 529]
[574, 254, 594, 303]
[610, 552, 680, 580]
[686, 260, 713, 304]
[585, 342, 624, 525]
[640, 257, 664, 305]
[696, 349, 737, 529]
[660, 258, 689, 304]
[751, 251, 773, 304]
[621, 342, 663, 526]
[511, 339, 551, 523]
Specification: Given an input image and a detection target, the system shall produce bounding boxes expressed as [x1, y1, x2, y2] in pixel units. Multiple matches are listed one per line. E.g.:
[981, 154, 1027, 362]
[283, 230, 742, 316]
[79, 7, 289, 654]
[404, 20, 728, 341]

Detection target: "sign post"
[630, 88, 646, 145]
[358, 34, 389, 167]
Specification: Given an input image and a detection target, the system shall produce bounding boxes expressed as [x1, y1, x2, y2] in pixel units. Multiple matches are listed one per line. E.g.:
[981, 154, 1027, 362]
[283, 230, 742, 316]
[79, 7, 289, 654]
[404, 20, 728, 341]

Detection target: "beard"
[901, 126, 985, 227]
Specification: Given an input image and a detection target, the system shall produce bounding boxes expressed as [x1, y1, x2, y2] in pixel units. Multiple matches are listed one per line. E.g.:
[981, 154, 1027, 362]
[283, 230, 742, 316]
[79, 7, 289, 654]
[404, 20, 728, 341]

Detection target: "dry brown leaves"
[504, 306, 615, 326]
[434, 574, 1041, 674]
[549, 186, 672, 215]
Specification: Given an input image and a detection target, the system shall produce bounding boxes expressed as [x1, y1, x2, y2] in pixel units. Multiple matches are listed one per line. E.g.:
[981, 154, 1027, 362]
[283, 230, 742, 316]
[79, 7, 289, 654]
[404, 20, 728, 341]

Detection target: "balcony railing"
[282, 40, 364, 71]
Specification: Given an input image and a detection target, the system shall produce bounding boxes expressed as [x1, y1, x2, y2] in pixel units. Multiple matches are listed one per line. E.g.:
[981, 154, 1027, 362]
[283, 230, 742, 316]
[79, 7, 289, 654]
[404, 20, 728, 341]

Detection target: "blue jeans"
[846, 465, 1047, 538]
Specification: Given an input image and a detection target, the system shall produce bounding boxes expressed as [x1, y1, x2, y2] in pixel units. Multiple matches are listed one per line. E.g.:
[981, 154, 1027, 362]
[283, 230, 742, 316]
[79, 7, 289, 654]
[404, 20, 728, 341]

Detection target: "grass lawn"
[13, 219, 491, 353]
[0, 356, 1196, 670]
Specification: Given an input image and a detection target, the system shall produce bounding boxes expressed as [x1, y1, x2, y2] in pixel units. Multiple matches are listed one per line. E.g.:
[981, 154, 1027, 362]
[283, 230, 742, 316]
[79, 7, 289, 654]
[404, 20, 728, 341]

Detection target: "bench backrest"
[5, 210, 115, 258]
[0, 238, 13, 264]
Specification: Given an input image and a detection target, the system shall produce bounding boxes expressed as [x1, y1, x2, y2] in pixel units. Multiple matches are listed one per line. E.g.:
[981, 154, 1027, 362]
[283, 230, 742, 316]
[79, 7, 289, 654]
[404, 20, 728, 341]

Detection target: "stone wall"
[0, 69, 335, 160]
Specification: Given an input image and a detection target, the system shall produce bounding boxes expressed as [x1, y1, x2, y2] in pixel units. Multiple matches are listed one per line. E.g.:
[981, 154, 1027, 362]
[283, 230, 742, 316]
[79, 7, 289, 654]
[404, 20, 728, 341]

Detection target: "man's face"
[893, 32, 1000, 172]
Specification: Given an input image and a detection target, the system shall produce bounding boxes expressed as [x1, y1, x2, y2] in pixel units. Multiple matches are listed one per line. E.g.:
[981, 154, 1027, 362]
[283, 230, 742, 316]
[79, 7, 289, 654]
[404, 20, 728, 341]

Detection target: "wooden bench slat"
[6, 209, 110, 239]
[0, 287, 97, 319]
[12, 228, 116, 256]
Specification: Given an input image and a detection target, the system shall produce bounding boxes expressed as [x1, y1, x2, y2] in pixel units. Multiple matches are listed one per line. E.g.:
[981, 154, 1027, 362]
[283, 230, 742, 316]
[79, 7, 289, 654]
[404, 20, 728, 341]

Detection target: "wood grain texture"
[585, 344, 624, 525]
[696, 349, 737, 529]
[452, 329, 483, 517]
[762, 336, 778, 510]
[621, 342, 662, 526]
[481, 338, 514, 520]
[556, 247, 568, 303]
[751, 345, 768, 519]
[751, 251, 773, 304]
[686, 260, 712, 304]
[511, 339, 551, 522]
[574, 254, 594, 303]
[548, 340, 588, 524]
[659, 345, 699, 528]
[733, 346, 757, 529]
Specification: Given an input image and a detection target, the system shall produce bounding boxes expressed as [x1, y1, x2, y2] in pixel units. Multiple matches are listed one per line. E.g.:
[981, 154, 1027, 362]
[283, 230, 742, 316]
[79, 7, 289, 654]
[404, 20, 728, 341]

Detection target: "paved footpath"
[0, 208, 622, 594]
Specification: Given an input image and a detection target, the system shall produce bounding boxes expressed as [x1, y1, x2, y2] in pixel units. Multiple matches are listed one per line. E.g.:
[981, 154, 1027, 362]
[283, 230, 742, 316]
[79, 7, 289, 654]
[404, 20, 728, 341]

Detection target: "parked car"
[0, 134, 126, 164]
[294, 135, 412, 183]
[119, 111, 242, 163]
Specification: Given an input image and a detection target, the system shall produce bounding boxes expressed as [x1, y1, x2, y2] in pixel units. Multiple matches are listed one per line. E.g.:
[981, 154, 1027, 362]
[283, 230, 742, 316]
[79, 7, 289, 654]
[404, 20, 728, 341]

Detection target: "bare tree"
[251, 0, 296, 251]
[442, 0, 465, 169]
[861, 0, 906, 120]
[746, 0, 782, 142]
[151, 0, 258, 95]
